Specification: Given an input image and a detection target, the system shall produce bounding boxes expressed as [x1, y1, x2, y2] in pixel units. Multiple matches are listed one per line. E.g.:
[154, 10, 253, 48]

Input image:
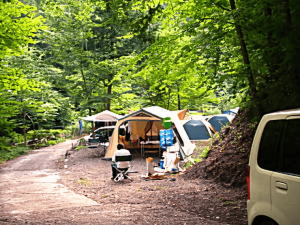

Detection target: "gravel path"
[0, 140, 98, 215]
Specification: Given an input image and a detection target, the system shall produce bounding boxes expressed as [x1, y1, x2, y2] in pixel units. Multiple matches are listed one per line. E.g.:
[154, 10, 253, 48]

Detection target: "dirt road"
[0, 141, 247, 224]
[0, 140, 98, 215]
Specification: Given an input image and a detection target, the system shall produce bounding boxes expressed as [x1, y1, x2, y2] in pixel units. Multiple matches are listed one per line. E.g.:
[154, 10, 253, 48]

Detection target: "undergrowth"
[0, 146, 31, 164]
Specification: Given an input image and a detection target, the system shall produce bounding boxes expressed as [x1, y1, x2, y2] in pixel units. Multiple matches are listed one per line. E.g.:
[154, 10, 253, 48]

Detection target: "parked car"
[247, 109, 300, 225]
[90, 125, 126, 142]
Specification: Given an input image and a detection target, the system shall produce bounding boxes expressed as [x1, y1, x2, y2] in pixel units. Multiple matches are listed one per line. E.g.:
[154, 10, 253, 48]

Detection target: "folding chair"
[112, 155, 132, 182]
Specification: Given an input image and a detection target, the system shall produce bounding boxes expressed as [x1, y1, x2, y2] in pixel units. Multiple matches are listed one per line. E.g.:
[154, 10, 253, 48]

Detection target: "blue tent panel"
[208, 116, 230, 132]
[183, 120, 211, 140]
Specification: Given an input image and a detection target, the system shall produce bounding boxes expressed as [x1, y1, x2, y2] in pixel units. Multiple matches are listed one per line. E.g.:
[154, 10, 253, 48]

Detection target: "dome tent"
[183, 120, 213, 141]
[208, 115, 232, 132]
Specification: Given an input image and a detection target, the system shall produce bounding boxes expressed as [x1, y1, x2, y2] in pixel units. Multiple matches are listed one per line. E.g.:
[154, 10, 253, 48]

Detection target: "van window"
[280, 119, 300, 175]
[257, 120, 285, 171]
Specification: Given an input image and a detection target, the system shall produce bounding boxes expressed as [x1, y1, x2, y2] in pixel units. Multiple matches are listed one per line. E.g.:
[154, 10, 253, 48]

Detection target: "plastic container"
[165, 129, 174, 144]
[160, 139, 166, 147]
[160, 160, 165, 169]
[159, 130, 165, 136]
[165, 139, 173, 146]
[163, 117, 172, 129]
[164, 129, 173, 136]
[160, 128, 174, 146]
[163, 122, 172, 129]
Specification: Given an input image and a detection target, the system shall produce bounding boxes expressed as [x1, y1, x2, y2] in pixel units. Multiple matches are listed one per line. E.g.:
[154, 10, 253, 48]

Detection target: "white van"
[247, 109, 300, 225]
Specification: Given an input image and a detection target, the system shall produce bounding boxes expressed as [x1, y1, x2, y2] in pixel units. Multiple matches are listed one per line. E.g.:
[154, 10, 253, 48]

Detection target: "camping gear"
[167, 144, 178, 153]
[146, 157, 155, 175]
[160, 160, 165, 169]
[162, 117, 172, 129]
[160, 128, 174, 147]
[208, 115, 231, 132]
[159, 130, 166, 147]
[164, 152, 180, 172]
[165, 129, 174, 146]
[112, 153, 132, 182]
[183, 120, 213, 140]
[104, 106, 195, 159]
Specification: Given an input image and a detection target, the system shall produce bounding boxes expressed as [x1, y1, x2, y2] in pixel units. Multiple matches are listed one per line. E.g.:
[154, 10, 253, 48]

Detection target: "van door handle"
[275, 181, 288, 190]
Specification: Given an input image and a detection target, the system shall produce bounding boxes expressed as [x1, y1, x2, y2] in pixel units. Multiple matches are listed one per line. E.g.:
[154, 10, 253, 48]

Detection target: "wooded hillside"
[0, 0, 299, 161]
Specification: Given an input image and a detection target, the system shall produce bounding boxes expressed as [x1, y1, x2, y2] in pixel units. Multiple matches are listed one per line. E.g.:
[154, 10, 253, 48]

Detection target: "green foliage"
[0, 0, 46, 154]
[47, 140, 57, 145]
[183, 161, 194, 169]
[200, 146, 211, 158]
[203, 108, 222, 116]
[75, 145, 86, 151]
[110, 0, 300, 117]
[0, 0, 45, 57]
[194, 158, 202, 163]
[37, 0, 146, 114]
[26, 129, 69, 142]
[1, 0, 299, 162]
[109, 0, 246, 110]
[0, 146, 31, 164]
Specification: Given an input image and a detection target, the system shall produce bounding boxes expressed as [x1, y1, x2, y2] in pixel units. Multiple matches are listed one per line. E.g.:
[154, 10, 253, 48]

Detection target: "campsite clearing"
[0, 141, 247, 224]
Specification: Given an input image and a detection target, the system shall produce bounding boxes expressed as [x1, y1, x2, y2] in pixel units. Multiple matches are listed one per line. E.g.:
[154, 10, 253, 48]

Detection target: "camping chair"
[112, 155, 132, 182]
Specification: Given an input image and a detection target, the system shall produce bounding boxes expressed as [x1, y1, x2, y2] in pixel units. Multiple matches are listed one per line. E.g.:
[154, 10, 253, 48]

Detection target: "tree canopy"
[0, 0, 299, 155]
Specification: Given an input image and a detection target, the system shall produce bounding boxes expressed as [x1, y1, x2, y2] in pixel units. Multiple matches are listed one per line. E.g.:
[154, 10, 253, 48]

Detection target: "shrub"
[75, 145, 86, 151]
[0, 146, 31, 164]
[47, 140, 57, 145]
[200, 146, 211, 158]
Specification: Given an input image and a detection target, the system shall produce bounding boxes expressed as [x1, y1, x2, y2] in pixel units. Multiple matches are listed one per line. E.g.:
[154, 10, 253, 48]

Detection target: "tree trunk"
[177, 85, 181, 110]
[89, 107, 93, 130]
[23, 129, 27, 147]
[167, 86, 171, 110]
[229, 0, 256, 95]
[107, 83, 112, 110]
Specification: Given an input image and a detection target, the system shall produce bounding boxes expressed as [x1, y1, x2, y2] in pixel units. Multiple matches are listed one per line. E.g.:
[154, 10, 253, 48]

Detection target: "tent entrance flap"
[126, 120, 163, 141]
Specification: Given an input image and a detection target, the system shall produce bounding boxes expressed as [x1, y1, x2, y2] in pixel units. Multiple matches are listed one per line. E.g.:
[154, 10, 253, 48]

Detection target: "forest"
[1, 0, 300, 162]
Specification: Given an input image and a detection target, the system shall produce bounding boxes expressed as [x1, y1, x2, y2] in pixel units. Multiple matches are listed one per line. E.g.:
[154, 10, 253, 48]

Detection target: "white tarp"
[170, 112, 195, 156]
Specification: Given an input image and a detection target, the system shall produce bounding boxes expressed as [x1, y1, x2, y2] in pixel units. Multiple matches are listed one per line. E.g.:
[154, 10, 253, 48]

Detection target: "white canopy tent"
[82, 110, 122, 122]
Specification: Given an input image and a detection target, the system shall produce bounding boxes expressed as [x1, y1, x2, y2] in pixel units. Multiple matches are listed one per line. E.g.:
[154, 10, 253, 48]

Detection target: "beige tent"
[82, 110, 121, 122]
[104, 106, 195, 159]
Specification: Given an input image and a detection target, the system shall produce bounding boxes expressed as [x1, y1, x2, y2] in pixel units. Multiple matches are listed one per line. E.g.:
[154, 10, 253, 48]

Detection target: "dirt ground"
[0, 143, 248, 225]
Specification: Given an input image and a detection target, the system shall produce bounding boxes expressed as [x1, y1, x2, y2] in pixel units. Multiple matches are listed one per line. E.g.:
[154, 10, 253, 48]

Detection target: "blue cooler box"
[164, 129, 173, 137]
[160, 139, 166, 147]
[160, 128, 174, 147]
